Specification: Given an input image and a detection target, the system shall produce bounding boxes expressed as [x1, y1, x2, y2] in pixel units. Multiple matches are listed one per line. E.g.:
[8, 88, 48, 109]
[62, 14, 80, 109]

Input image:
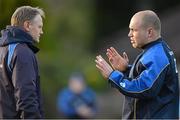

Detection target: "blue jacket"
[0, 26, 43, 118]
[57, 87, 96, 118]
[109, 38, 179, 119]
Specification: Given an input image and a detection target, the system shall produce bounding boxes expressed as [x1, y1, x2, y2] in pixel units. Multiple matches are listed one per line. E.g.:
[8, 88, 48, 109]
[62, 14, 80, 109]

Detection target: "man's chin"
[132, 44, 137, 48]
[33, 39, 40, 43]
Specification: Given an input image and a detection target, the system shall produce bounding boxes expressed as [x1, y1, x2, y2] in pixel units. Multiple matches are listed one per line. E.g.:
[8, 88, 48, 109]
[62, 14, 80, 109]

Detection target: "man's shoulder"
[143, 43, 167, 58]
[141, 43, 170, 67]
[13, 43, 36, 60]
[15, 43, 34, 54]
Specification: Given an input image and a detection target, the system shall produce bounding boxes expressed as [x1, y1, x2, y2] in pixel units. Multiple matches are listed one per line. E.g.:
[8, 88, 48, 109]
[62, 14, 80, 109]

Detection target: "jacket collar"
[142, 37, 163, 51]
[0, 26, 39, 53]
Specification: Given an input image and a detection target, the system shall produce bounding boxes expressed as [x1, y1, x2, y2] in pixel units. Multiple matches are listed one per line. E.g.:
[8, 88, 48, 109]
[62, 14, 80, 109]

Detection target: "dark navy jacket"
[109, 38, 179, 119]
[0, 26, 43, 118]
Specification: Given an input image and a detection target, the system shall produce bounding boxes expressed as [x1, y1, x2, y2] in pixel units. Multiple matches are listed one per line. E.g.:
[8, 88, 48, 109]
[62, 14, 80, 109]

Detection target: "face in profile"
[28, 14, 43, 43]
[128, 15, 149, 49]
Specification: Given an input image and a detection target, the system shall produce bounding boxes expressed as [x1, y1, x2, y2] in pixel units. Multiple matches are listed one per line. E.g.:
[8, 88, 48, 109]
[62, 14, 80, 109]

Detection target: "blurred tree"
[38, 0, 106, 117]
[40, 0, 104, 94]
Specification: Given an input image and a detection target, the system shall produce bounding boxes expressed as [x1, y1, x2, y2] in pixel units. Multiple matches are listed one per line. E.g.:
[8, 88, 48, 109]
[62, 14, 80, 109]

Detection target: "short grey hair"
[139, 10, 161, 34]
[11, 6, 45, 26]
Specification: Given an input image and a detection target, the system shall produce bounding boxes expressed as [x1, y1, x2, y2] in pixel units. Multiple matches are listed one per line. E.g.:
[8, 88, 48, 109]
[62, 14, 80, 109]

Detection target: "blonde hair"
[11, 6, 45, 26]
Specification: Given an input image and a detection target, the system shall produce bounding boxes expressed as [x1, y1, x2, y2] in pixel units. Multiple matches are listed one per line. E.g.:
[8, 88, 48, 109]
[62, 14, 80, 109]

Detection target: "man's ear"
[148, 27, 153, 38]
[23, 21, 31, 32]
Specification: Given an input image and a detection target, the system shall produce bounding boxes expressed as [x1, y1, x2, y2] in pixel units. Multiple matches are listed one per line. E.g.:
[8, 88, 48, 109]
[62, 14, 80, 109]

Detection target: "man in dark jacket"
[95, 10, 179, 119]
[0, 6, 44, 118]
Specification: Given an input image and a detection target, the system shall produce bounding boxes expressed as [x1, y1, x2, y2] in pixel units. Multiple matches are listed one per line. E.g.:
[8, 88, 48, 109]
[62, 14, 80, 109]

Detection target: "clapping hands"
[95, 47, 129, 79]
[106, 47, 129, 71]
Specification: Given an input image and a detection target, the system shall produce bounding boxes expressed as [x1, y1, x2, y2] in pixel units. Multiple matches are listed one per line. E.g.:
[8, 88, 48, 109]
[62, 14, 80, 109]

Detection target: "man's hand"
[106, 47, 129, 72]
[76, 105, 95, 118]
[95, 55, 113, 79]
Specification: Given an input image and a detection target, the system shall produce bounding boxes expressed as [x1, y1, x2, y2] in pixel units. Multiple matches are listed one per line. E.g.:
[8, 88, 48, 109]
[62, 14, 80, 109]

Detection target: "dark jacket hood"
[0, 26, 39, 53]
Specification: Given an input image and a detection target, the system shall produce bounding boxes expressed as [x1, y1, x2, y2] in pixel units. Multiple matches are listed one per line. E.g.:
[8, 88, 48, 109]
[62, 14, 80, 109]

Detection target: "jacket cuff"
[109, 70, 124, 85]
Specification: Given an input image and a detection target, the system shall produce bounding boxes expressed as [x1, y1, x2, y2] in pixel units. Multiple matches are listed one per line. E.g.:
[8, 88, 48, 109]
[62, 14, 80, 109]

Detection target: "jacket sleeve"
[11, 45, 42, 118]
[108, 51, 170, 99]
[57, 89, 75, 116]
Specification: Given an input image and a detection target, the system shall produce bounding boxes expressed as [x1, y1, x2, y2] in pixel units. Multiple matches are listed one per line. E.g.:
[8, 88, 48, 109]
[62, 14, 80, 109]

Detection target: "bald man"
[95, 10, 179, 119]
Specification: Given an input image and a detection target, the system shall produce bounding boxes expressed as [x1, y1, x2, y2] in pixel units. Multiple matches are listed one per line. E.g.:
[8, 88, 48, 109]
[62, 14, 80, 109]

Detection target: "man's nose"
[41, 30, 43, 34]
[128, 31, 131, 37]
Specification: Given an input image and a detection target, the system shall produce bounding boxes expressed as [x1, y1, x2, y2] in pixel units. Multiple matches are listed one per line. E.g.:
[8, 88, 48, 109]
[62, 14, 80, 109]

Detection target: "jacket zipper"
[134, 98, 137, 119]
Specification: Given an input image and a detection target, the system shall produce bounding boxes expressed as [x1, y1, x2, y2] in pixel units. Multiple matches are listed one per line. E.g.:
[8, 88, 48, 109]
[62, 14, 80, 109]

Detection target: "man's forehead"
[32, 14, 42, 21]
[32, 15, 43, 25]
[129, 18, 139, 27]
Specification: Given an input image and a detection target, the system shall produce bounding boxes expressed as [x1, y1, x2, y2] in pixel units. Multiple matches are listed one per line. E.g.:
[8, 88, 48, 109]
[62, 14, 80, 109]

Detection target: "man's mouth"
[131, 40, 135, 44]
